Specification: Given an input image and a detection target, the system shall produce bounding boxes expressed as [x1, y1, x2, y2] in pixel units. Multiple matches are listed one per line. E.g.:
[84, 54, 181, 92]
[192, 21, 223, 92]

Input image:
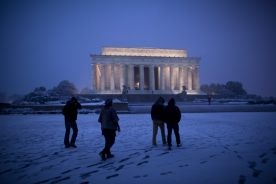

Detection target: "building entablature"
[90, 55, 200, 66]
[102, 47, 187, 57]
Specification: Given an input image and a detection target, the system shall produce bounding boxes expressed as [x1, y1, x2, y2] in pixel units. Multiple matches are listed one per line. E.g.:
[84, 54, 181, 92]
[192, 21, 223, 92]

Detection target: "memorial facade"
[90, 47, 201, 94]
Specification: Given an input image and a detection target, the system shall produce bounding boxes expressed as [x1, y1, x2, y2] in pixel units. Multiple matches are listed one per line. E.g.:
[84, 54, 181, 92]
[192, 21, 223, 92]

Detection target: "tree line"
[20, 80, 81, 104]
[6, 80, 248, 104]
[200, 81, 247, 96]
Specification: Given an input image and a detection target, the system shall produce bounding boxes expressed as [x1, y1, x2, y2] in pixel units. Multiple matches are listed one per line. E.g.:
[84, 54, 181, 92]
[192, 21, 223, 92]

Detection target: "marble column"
[157, 67, 161, 90]
[183, 66, 188, 90]
[110, 64, 115, 91]
[165, 66, 170, 90]
[91, 63, 96, 91]
[170, 65, 174, 90]
[179, 66, 184, 91]
[160, 65, 165, 90]
[100, 64, 105, 91]
[128, 64, 134, 90]
[120, 64, 125, 91]
[149, 65, 155, 90]
[188, 66, 193, 90]
[194, 66, 200, 91]
[139, 65, 144, 90]
[95, 64, 99, 90]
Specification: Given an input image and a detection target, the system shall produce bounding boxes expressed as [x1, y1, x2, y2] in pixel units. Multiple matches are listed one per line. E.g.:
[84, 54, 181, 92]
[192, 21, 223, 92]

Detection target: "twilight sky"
[1, 0, 276, 97]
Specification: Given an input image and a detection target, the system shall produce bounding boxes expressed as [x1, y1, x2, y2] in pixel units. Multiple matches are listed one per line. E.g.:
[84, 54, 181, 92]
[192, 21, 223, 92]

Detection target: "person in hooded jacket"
[62, 97, 82, 148]
[164, 98, 181, 150]
[98, 99, 120, 160]
[151, 97, 167, 146]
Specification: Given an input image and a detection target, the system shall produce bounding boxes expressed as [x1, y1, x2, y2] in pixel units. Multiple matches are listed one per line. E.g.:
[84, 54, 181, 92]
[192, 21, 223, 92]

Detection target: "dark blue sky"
[1, 0, 276, 97]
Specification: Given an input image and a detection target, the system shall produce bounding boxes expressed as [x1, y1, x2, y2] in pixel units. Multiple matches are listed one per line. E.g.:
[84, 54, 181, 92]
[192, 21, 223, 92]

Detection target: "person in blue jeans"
[98, 99, 121, 160]
[164, 98, 181, 150]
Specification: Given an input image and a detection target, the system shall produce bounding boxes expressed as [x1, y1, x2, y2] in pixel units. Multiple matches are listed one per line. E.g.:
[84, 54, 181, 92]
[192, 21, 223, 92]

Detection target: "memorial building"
[90, 47, 201, 94]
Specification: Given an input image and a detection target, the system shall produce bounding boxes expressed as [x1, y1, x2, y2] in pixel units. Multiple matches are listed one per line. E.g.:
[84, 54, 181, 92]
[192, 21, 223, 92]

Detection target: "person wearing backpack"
[62, 97, 82, 148]
[98, 99, 121, 160]
[164, 98, 181, 150]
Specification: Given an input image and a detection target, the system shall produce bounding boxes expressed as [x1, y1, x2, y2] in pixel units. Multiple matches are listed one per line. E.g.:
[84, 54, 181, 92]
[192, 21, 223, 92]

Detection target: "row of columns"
[92, 63, 200, 93]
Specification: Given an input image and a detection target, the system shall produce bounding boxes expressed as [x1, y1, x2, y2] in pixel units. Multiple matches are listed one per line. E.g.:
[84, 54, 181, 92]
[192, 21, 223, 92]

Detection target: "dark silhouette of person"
[62, 97, 82, 148]
[151, 97, 166, 146]
[208, 95, 212, 105]
[98, 99, 120, 160]
[164, 98, 181, 150]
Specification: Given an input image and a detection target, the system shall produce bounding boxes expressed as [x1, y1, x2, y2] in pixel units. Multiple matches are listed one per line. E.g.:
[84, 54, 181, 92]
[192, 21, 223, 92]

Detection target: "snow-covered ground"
[0, 112, 276, 184]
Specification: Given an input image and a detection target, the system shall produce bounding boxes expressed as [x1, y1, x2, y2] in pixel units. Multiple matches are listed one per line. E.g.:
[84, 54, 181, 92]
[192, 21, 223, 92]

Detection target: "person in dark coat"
[151, 97, 166, 146]
[164, 98, 181, 150]
[98, 99, 120, 160]
[208, 95, 212, 105]
[62, 97, 82, 148]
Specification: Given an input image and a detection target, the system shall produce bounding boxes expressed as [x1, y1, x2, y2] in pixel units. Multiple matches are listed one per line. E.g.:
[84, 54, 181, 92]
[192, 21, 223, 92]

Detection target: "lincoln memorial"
[90, 47, 201, 94]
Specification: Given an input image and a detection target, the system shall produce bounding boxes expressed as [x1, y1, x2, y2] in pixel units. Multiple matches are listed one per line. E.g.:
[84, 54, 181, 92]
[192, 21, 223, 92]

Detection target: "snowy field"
[0, 112, 276, 184]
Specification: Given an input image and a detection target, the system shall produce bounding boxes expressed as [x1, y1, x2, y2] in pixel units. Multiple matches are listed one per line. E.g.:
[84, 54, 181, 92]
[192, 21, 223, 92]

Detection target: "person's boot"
[70, 143, 77, 148]
[107, 153, 114, 159]
[65, 144, 70, 148]
[99, 151, 106, 161]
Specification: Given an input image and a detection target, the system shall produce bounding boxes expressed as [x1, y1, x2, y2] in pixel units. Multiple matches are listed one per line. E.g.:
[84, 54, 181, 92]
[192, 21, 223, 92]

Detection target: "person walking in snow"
[164, 98, 181, 150]
[151, 97, 167, 146]
[62, 97, 82, 148]
[98, 99, 121, 160]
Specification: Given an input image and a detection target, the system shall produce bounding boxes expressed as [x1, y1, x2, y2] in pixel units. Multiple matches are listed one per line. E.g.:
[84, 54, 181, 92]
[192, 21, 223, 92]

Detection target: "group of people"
[62, 96, 182, 161]
[151, 97, 182, 150]
[62, 97, 120, 161]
